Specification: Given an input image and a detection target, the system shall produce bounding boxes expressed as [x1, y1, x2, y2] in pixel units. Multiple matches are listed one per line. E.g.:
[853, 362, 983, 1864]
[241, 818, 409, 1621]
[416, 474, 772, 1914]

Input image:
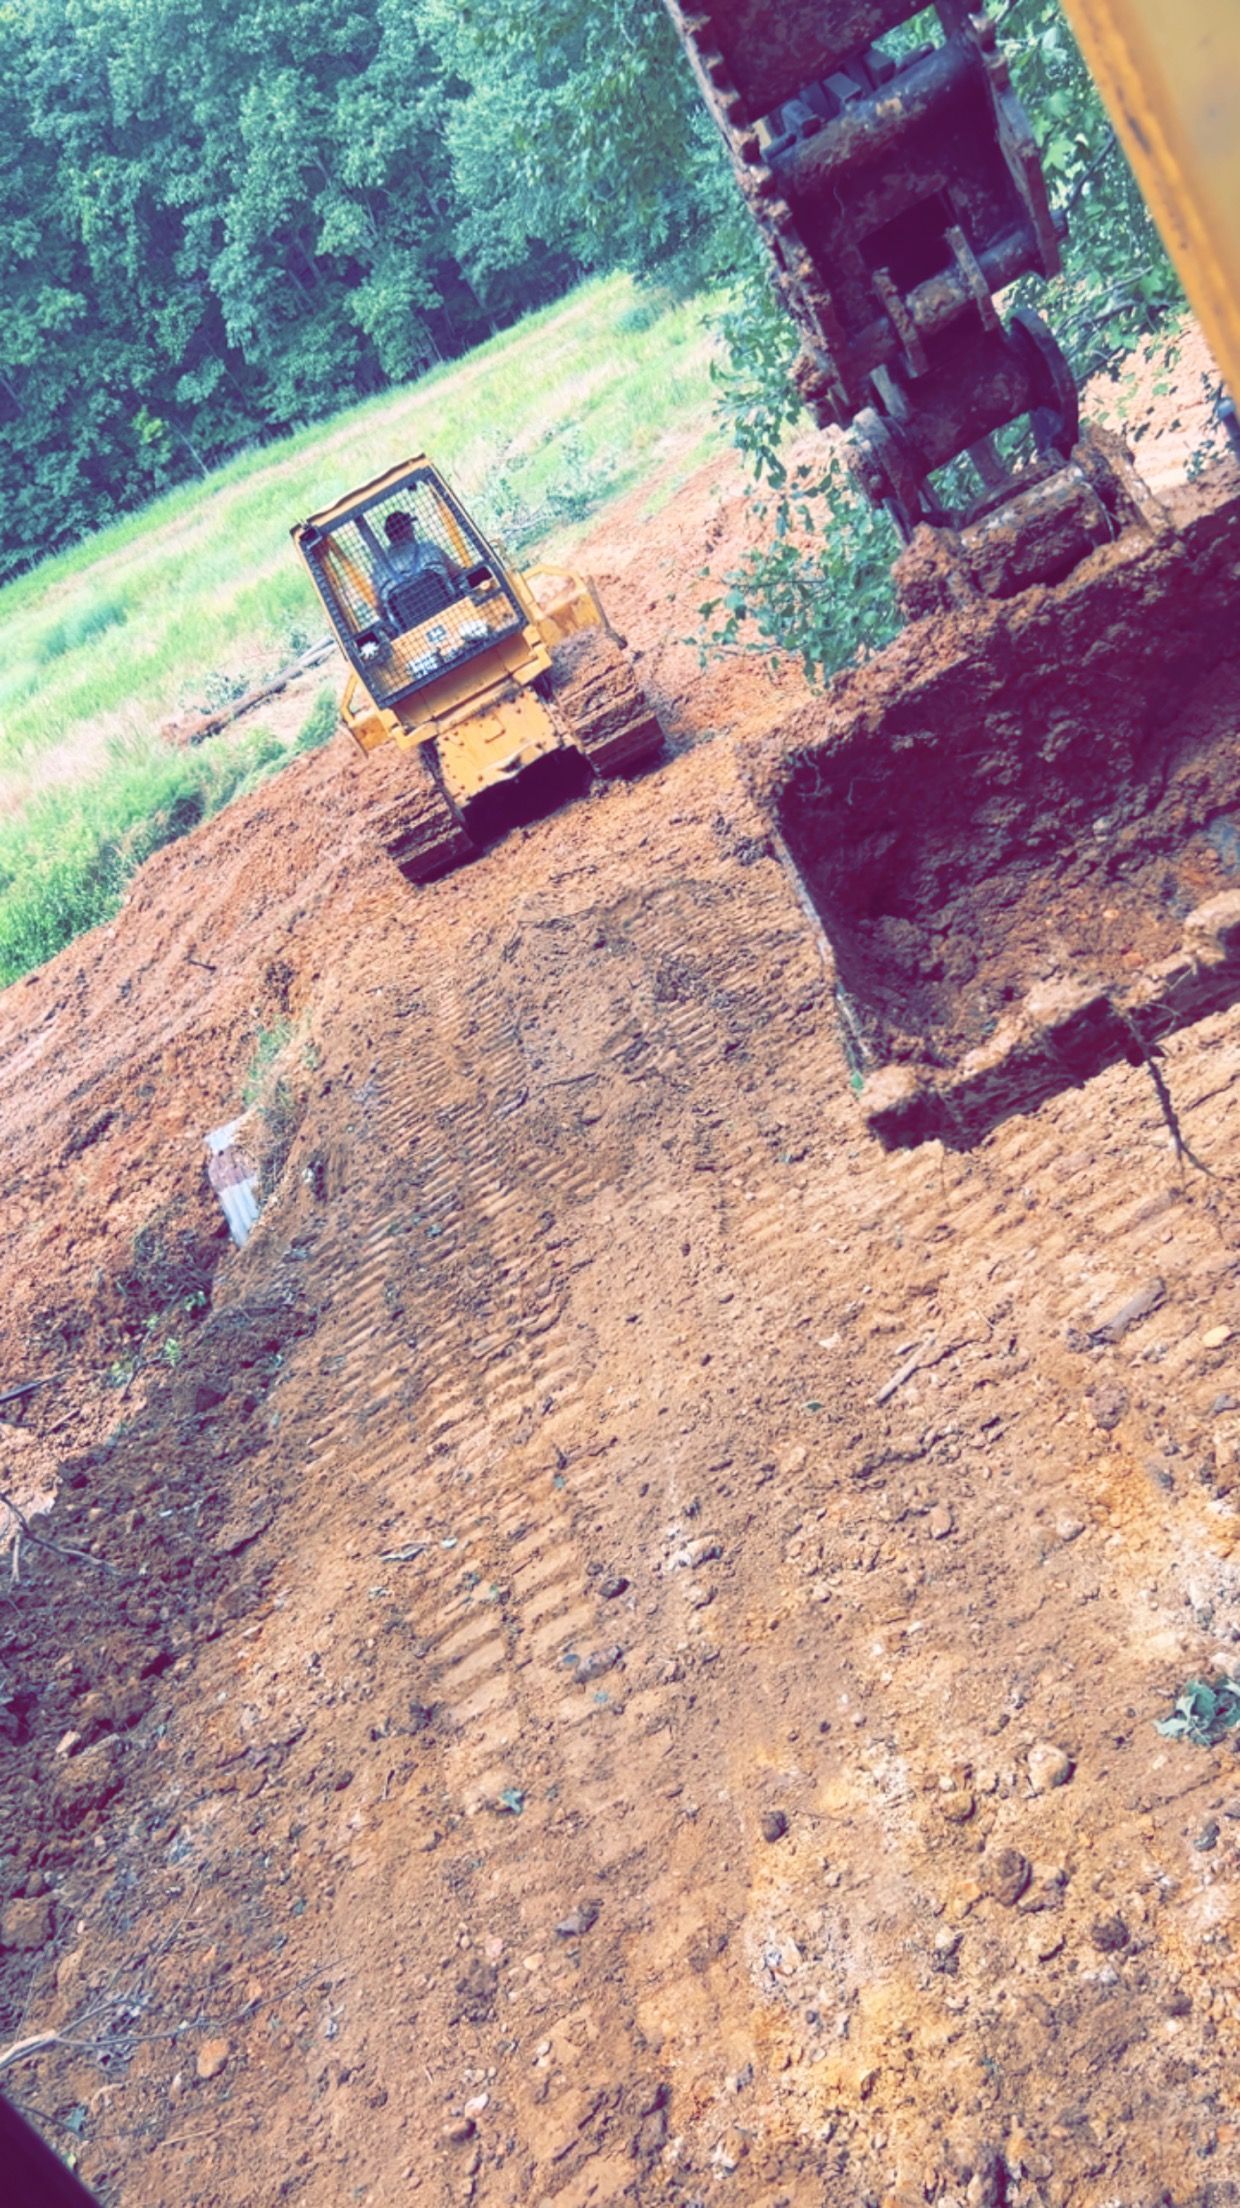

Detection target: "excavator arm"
[662, 2, 1168, 595]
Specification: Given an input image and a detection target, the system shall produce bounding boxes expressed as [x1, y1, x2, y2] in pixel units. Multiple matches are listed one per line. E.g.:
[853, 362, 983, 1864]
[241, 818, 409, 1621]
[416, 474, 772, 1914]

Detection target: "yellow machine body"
[1059, 0, 1240, 401]
[293, 456, 608, 814]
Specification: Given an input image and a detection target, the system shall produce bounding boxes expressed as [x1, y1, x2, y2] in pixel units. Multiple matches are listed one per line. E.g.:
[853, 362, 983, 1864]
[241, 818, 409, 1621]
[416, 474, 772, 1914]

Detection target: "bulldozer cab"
[293, 459, 525, 710]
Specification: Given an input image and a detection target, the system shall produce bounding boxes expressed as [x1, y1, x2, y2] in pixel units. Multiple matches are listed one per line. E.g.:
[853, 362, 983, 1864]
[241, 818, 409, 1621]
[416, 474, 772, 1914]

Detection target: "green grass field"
[0, 275, 721, 985]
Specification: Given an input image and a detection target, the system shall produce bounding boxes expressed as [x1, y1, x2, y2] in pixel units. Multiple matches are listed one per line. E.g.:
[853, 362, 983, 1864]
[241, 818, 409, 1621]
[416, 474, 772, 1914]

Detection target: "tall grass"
[0, 690, 339, 984]
[0, 275, 721, 986]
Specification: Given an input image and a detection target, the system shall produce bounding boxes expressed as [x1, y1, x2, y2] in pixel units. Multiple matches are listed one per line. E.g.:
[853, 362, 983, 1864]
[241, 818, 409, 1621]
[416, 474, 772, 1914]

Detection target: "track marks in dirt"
[10, 749, 1240, 2205]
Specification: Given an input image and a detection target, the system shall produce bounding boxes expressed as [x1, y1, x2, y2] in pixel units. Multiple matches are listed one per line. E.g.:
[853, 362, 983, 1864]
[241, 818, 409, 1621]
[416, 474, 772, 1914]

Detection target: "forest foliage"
[2, 0, 1180, 594]
[0, 0, 723, 581]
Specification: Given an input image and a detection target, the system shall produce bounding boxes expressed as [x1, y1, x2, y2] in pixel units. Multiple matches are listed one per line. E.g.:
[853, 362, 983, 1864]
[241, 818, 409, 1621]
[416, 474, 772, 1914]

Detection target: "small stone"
[1028, 1923, 1064, 1962]
[686, 1582, 715, 1610]
[598, 1574, 629, 1600]
[0, 1896, 53, 1952]
[443, 2117, 477, 2145]
[74, 1690, 113, 1740]
[939, 1790, 975, 1824]
[934, 1928, 962, 1958]
[1088, 1383, 1128, 1433]
[53, 1736, 123, 1826]
[760, 1809, 789, 1843]
[1194, 1820, 1220, 1852]
[1027, 1742, 1073, 1794]
[682, 1536, 723, 1570]
[1203, 1326, 1232, 1351]
[965, 2150, 1005, 2208]
[1089, 1913, 1130, 1953]
[1090, 1278, 1165, 1344]
[1055, 1515, 1085, 1543]
[982, 1847, 1032, 1907]
[556, 1901, 600, 1938]
[714, 2128, 748, 2172]
[927, 1505, 955, 1540]
[196, 2037, 231, 2082]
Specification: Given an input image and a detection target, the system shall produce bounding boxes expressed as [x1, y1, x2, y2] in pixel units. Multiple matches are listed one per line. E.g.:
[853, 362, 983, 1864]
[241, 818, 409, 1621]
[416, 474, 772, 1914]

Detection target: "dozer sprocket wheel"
[550, 629, 663, 777]
[375, 765, 476, 884]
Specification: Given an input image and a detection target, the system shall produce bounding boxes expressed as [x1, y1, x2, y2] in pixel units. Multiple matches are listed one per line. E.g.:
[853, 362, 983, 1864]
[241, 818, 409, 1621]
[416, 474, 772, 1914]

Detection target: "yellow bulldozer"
[292, 457, 662, 881]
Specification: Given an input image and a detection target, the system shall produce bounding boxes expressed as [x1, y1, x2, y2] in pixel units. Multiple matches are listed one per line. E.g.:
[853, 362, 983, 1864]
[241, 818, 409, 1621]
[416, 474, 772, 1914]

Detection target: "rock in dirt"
[54, 1735, 123, 1826]
[1028, 1922, 1064, 1962]
[1090, 1913, 1130, 1952]
[196, 2037, 231, 2081]
[1089, 1277, 1165, 1344]
[675, 1536, 723, 1570]
[983, 1847, 1032, 1906]
[1203, 1325, 1232, 1350]
[597, 1573, 629, 1600]
[939, 1789, 975, 1823]
[443, 2117, 477, 2145]
[1027, 1743, 1073, 1794]
[0, 1895, 53, 1951]
[760, 1809, 789, 1843]
[963, 2147, 1005, 2208]
[454, 1960, 499, 2023]
[556, 1901, 601, 1938]
[928, 1504, 955, 1540]
[1088, 1382, 1129, 1433]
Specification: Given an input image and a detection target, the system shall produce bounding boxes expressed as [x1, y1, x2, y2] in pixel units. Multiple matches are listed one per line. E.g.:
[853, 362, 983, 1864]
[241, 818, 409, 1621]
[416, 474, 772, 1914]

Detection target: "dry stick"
[0, 2031, 61, 2078]
[1121, 1018, 1218, 1176]
[0, 1492, 115, 1578]
[1144, 1052, 1215, 1174]
[163, 2118, 258, 2152]
[0, 1375, 58, 1408]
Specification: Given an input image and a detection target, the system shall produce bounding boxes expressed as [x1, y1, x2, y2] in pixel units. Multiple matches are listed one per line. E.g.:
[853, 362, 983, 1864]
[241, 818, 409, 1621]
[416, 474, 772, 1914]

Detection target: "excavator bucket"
[666, 0, 1240, 1147]
[760, 464, 1240, 1150]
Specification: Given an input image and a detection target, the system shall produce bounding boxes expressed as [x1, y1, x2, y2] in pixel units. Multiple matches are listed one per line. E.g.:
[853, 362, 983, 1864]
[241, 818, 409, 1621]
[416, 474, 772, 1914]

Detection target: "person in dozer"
[379, 508, 460, 633]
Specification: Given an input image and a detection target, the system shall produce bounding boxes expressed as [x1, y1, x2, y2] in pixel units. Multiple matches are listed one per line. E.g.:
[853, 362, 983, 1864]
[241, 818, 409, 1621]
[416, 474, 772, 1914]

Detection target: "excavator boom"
[663, 1, 1163, 593]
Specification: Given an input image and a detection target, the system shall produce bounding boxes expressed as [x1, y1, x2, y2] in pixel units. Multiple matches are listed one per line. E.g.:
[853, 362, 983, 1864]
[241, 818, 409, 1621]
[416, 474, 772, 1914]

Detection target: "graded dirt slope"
[2, 377, 1240, 2208]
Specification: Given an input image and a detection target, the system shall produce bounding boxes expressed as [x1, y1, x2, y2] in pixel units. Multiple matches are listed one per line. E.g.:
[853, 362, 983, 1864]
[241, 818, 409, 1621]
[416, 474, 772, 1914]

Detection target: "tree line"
[1, 0, 1176, 587]
[0, 0, 725, 582]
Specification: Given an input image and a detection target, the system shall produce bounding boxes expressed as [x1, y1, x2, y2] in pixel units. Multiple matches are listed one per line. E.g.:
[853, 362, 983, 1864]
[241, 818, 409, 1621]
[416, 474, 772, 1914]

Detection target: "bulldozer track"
[373, 757, 476, 882]
[551, 629, 664, 777]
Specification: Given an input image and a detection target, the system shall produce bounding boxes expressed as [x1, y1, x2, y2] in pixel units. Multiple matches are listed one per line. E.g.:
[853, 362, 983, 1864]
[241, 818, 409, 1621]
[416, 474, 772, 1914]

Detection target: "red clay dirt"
[3, 351, 1240, 2208]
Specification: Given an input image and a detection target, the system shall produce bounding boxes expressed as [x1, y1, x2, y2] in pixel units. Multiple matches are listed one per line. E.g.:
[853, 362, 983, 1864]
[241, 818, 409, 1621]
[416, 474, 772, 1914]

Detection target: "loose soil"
[3, 339, 1240, 2208]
